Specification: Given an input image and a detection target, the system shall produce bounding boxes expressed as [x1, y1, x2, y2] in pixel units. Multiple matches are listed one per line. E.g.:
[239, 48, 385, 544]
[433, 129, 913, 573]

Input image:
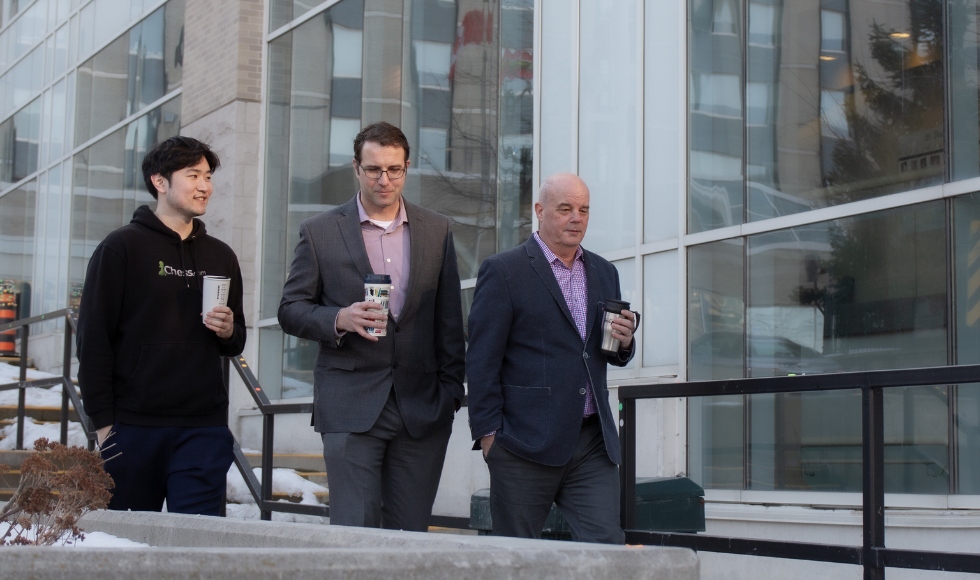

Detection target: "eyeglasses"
[357, 161, 407, 180]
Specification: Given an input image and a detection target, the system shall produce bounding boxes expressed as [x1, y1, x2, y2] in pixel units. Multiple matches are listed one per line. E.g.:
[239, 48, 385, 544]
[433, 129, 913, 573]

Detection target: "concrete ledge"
[6, 510, 699, 579]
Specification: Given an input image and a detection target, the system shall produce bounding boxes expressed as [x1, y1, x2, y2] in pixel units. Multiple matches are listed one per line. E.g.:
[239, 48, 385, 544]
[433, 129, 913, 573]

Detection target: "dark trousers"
[321, 389, 452, 531]
[102, 423, 234, 516]
[486, 417, 624, 544]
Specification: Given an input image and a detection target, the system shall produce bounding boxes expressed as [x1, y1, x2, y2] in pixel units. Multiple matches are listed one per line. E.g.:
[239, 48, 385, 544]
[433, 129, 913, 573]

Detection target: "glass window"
[74, 0, 183, 146]
[745, 0, 944, 223]
[0, 44, 43, 120]
[689, 0, 743, 233]
[950, 1, 980, 181]
[643, 0, 681, 243]
[269, 0, 330, 33]
[643, 251, 678, 368]
[0, 0, 47, 72]
[0, 179, 36, 322]
[578, 0, 637, 253]
[0, 96, 41, 188]
[748, 2, 775, 46]
[539, 0, 575, 179]
[820, 10, 844, 53]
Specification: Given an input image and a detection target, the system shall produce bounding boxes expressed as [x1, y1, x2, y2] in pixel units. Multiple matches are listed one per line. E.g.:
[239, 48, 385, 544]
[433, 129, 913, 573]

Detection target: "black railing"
[223, 355, 470, 528]
[619, 366, 980, 579]
[0, 308, 96, 451]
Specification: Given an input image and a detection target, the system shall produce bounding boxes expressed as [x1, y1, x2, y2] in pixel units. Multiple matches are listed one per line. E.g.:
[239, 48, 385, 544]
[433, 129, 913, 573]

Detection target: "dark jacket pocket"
[124, 342, 224, 416]
[316, 355, 356, 371]
[500, 384, 551, 450]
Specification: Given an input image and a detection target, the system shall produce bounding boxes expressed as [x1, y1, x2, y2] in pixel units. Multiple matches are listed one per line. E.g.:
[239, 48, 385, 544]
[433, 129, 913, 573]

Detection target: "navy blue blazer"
[466, 236, 634, 466]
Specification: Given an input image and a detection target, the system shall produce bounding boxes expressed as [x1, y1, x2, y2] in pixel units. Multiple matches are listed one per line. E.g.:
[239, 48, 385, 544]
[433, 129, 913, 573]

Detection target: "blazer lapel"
[337, 196, 373, 280]
[398, 200, 425, 323]
[525, 238, 576, 329]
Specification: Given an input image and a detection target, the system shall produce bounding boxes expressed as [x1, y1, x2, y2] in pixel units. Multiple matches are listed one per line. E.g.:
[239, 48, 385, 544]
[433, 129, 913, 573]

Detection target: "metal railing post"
[61, 315, 72, 445]
[261, 413, 274, 521]
[619, 396, 636, 531]
[862, 386, 886, 580]
[16, 323, 29, 450]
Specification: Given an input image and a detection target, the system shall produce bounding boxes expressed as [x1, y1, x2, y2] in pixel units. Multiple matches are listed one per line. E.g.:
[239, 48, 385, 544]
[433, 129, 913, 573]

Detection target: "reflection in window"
[689, 0, 743, 233]
[820, 9, 845, 52]
[712, 0, 738, 34]
[746, 82, 769, 126]
[75, 0, 183, 146]
[748, 2, 775, 46]
[696, 0, 946, 228]
[0, 179, 36, 327]
[0, 96, 41, 188]
[819, 89, 848, 138]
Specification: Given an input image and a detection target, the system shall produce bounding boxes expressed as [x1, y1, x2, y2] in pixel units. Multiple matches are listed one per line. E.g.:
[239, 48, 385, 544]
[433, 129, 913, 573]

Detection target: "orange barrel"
[0, 306, 15, 355]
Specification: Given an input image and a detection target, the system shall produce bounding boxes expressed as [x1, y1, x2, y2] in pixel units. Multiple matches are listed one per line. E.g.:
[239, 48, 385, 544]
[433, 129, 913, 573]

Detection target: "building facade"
[3, 0, 980, 576]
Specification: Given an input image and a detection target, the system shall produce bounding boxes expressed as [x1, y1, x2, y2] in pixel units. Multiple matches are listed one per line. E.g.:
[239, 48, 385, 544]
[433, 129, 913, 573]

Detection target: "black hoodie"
[77, 205, 247, 429]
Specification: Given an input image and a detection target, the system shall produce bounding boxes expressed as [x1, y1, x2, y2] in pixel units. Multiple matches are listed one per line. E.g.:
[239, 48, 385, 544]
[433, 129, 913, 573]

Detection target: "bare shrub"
[0, 438, 114, 546]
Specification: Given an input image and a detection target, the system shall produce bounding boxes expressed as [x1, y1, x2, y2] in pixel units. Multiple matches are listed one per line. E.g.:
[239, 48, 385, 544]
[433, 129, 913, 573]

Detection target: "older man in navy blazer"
[466, 173, 637, 543]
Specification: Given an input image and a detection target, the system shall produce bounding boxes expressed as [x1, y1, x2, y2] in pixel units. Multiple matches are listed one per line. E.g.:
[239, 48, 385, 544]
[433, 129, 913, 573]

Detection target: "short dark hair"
[353, 122, 410, 164]
[141, 136, 221, 199]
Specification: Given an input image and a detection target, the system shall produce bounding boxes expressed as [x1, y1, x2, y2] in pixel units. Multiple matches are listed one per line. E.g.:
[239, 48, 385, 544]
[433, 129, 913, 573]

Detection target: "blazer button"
[393, 362, 399, 369]
[579, 388, 586, 395]
[395, 326, 400, 333]
[583, 352, 590, 359]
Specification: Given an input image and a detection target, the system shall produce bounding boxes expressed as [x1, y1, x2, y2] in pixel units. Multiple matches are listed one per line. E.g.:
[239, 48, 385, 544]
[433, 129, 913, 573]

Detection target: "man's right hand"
[96, 425, 112, 447]
[481, 434, 495, 459]
[336, 301, 388, 341]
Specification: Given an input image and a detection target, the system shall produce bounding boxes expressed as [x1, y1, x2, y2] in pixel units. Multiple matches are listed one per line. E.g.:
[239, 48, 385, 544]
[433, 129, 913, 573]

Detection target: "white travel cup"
[364, 274, 392, 337]
[202, 275, 230, 322]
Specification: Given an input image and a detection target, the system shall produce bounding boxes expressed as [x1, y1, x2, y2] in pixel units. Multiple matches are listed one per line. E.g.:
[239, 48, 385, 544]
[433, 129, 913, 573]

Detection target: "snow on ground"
[0, 362, 73, 409]
[0, 418, 87, 450]
[0, 522, 150, 548]
[226, 466, 326, 505]
[224, 502, 328, 524]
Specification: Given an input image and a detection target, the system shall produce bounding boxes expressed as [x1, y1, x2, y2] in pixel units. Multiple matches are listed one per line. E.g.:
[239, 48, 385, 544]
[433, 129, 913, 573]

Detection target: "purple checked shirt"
[533, 232, 596, 418]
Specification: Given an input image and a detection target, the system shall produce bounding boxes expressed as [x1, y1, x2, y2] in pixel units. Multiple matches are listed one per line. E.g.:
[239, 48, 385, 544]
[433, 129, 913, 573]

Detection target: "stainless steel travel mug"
[600, 299, 631, 356]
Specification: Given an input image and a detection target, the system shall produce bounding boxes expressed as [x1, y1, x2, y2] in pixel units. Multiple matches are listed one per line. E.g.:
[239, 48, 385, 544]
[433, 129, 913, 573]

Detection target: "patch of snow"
[224, 502, 328, 524]
[226, 466, 326, 506]
[0, 522, 150, 548]
[239, 447, 261, 454]
[0, 418, 88, 450]
[0, 363, 74, 409]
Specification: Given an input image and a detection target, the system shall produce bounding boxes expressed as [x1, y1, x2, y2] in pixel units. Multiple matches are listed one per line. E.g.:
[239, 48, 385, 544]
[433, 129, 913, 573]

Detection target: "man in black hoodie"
[77, 136, 247, 515]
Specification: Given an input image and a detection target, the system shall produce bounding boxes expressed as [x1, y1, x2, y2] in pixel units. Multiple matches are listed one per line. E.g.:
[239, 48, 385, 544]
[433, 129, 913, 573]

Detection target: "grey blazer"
[278, 196, 466, 439]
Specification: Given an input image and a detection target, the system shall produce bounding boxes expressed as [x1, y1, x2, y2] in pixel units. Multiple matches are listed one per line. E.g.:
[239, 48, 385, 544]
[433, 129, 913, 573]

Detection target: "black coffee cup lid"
[603, 299, 630, 313]
[364, 274, 392, 284]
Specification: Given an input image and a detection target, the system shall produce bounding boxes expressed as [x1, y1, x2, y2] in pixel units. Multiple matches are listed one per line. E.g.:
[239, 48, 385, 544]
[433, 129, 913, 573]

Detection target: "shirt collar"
[533, 231, 583, 268]
[356, 191, 408, 230]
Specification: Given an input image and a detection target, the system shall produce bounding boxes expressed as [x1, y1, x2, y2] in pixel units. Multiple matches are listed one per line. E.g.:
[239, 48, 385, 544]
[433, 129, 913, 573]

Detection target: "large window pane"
[950, 2, 980, 181]
[74, 0, 183, 146]
[688, 239, 744, 489]
[578, 0, 636, 253]
[643, 251, 678, 368]
[0, 180, 36, 324]
[746, 0, 944, 223]
[0, 96, 41, 188]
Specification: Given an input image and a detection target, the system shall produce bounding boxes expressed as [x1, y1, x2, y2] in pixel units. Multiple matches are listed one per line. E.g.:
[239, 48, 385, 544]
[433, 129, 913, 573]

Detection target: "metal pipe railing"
[619, 365, 980, 579]
[0, 308, 96, 451]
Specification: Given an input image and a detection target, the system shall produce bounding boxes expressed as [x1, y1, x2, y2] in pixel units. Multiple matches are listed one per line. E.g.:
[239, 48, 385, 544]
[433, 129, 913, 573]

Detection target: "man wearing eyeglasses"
[278, 122, 465, 531]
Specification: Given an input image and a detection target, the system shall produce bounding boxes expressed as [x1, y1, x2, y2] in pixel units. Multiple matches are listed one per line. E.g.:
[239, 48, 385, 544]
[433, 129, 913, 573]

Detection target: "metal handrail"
[618, 365, 980, 579]
[1, 308, 469, 528]
[0, 308, 96, 450]
[224, 354, 471, 528]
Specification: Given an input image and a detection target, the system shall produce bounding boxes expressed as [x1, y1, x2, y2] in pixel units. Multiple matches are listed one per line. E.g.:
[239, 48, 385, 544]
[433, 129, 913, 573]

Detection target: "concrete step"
[0, 406, 81, 422]
[242, 453, 325, 473]
[267, 491, 329, 505]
